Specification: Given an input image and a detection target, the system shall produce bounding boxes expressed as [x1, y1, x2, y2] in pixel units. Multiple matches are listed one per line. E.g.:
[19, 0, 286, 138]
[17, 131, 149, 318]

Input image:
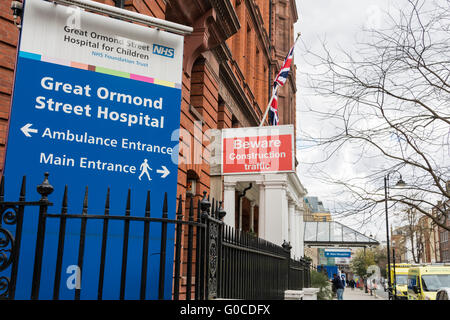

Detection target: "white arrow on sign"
[156, 166, 170, 178]
[21, 123, 38, 137]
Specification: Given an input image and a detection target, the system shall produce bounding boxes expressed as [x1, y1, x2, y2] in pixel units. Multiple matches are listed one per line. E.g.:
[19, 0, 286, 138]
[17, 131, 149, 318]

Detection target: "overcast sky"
[293, 0, 397, 241]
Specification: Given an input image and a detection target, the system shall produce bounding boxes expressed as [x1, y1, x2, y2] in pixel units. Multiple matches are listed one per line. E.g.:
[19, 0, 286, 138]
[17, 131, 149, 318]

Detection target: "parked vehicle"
[436, 287, 450, 300]
[407, 264, 450, 300]
[387, 263, 411, 300]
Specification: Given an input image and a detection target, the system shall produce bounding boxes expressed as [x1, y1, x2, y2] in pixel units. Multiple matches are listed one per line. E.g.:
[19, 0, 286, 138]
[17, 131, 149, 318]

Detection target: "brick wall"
[227, 0, 270, 125]
[227, 0, 297, 129]
[124, 0, 165, 18]
[176, 56, 223, 299]
[0, 1, 20, 172]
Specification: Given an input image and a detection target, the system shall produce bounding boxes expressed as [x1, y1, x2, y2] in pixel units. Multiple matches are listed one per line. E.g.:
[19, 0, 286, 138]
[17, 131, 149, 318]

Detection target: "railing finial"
[282, 240, 292, 251]
[200, 191, 210, 214]
[218, 201, 226, 220]
[37, 172, 53, 202]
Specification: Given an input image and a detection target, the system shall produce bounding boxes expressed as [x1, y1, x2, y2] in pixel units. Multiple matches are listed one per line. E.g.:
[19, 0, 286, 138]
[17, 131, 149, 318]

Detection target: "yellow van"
[407, 264, 450, 300]
[387, 263, 411, 300]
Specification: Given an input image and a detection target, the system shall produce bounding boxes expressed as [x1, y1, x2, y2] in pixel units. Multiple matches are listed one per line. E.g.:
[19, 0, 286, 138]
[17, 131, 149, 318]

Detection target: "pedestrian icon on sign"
[139, 159, 152, 181]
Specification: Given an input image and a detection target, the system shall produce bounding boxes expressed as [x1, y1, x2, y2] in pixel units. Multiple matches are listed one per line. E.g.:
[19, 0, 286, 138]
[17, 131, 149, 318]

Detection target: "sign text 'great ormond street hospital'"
[3, 0, 185, 300]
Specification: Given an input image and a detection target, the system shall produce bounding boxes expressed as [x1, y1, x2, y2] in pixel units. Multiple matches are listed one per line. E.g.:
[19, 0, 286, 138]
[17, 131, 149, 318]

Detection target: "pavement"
[335, 287, 387, 300]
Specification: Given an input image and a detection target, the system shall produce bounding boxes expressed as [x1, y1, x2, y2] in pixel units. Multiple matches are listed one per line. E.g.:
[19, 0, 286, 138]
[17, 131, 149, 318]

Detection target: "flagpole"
[259, 93, 275, 127]
[259, 32, 301, 127]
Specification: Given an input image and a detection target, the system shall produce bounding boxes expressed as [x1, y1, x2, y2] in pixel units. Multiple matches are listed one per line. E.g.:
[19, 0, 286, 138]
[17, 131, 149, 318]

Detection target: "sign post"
[4, 0, 186, 299]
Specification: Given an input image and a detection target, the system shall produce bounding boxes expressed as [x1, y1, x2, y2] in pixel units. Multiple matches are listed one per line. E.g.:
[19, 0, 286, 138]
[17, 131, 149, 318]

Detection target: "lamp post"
[393, 248, 397, 300]
[384, 172, 406, 300]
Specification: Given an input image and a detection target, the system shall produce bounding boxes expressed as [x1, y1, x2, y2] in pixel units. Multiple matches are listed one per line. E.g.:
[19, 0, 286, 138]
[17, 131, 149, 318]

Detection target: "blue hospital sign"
[324, 249, 352, 258]
[3, 0, 185, 299]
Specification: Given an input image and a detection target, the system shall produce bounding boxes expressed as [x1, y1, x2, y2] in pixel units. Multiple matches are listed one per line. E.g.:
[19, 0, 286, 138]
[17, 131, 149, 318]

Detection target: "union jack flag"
[268, 87, 279, 125]
[274, 44, 295, 88]
[268, 43, 296, 125]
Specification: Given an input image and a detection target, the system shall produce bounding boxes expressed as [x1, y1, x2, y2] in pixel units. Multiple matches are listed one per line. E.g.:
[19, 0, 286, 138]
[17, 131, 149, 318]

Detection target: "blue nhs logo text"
[152, 44, 175, 58]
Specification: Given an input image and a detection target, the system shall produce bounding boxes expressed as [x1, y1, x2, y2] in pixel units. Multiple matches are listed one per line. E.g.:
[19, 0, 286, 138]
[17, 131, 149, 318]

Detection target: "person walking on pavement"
[332, 274, 345, 300]
[372, 279, 378, 298]
[349, 279, 356, 290]
[363, 276, 369, 293]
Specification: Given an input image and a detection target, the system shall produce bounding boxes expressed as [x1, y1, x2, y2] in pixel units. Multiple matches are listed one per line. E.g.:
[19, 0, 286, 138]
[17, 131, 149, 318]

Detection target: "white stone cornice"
[223, 181, 236, 190]
[263, 180, 287, 189]
[288, 198, 296, 207]
[287, 172, 307, 196]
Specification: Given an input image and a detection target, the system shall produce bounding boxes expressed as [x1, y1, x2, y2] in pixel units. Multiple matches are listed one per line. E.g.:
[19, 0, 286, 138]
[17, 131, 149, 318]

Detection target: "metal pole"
[364, 246, 368, 293]
[384, 175, 392, 300]
[259, 94, 275, 127]
[49, 0, 193, 35]
[393, 248, 397, 300]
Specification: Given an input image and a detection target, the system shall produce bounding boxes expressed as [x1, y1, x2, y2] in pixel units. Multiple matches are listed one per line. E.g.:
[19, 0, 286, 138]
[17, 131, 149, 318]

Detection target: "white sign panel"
[20, 0, 183, 84]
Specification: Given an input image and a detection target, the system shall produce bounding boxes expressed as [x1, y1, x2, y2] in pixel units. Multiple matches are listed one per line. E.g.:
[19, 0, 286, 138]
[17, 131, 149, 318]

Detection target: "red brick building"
[165, 0, 298, 202]
[0, 0, 299, 299]
[0, 0, 298, 195]
[434, 199, 450, 262]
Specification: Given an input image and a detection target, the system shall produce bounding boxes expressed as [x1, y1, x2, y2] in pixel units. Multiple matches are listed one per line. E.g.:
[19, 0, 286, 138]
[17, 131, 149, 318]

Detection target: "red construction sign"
[221, 125, 295, 175]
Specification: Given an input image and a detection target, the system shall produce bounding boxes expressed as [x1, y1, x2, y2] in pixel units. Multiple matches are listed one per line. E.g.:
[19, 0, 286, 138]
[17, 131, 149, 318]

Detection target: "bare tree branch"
[298, 0, 450, 231]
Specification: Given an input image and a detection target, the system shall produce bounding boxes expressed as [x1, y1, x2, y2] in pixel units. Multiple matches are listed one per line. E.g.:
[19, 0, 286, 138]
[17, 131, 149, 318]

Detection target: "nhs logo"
[152, 44, 175, 58]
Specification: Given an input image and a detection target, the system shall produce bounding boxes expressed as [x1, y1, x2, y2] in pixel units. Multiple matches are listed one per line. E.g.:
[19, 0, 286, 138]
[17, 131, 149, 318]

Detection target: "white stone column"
[250, 201, 256, 232]
[257, 182, 266, 239]
[288, 198, 296, 258]
[296, 206, 305, 257]
[261, 176, 288, 246]
[292, 205, 300, 259]
[223, 181, 236, 228]
[238, 196, 244, 231]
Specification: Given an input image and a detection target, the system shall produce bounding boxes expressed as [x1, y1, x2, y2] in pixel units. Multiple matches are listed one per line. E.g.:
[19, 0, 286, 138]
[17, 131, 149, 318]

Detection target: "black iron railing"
[0, 173, 204, 300]
[0, 173, 311, 300]
[218, 227, 311, 300]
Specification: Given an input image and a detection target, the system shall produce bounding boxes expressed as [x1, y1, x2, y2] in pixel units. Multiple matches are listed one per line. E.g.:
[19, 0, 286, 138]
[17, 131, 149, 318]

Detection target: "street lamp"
[384, 172, 406, 300]
[393, 248, 397, 300]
